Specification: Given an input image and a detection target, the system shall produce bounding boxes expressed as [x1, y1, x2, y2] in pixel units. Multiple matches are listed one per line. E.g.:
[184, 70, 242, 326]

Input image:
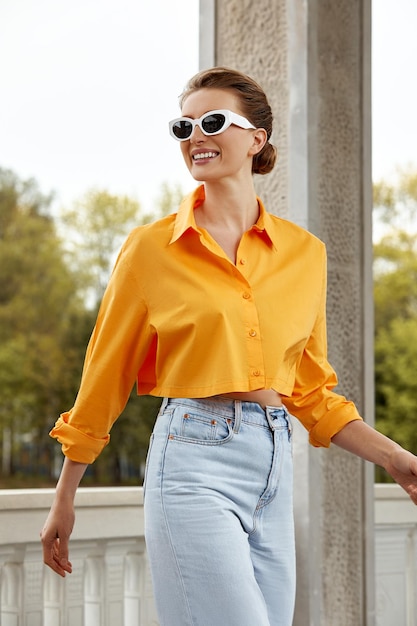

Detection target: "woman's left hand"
[332, 420, 417, 504]
[384, 447, 417, 505]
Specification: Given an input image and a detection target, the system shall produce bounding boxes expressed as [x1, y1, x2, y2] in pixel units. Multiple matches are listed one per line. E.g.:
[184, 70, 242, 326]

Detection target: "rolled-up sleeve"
[50, 413, 110, 463]
[50, 234, 152, 463]
[283, 254, 363, 447]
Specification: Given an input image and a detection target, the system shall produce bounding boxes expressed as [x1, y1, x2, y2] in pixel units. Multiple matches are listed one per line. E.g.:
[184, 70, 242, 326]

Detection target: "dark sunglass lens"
[202, 113, 225, 134]
[173, 120, 192, 139]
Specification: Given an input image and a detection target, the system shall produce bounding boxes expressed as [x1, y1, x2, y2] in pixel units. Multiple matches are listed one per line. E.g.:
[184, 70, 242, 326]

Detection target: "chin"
[189, 168, 208, 182]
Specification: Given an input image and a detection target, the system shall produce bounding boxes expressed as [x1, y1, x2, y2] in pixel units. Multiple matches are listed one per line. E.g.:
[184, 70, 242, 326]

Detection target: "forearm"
[55, 457, 89, 502]
[41, 457, 88, 576]
[331, 419, 401, 470]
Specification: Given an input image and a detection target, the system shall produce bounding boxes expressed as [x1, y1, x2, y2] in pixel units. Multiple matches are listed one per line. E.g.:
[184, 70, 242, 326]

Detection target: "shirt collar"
[251, 197, 276, 249]
[170, 184, 276, 249]
[170, 186, 205, 244]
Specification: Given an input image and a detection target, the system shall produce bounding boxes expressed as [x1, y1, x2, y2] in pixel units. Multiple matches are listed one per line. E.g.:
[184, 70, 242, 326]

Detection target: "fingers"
[40, 499, 75, 577]
[41, 531, 73, 578]
[386, 449, 417, 505]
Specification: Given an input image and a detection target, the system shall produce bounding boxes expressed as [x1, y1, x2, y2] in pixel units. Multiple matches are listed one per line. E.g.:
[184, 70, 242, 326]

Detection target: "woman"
[41, 67, 417, 626]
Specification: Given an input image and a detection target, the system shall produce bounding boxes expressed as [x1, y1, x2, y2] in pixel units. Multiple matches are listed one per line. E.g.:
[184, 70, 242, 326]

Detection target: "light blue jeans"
[144, 397, 295, 626]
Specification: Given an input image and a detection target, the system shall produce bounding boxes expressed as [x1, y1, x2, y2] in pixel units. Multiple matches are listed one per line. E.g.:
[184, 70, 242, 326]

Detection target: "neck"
[197, 179, 259, 234]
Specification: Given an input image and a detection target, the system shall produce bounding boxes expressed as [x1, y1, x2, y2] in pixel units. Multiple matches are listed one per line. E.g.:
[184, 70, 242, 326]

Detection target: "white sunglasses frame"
[169, 109, 256, 141]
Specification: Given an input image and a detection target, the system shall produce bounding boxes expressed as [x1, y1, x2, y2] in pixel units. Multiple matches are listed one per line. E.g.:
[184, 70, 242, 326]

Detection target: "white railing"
[1, 484, 416, 625]
[0, 487, 158, 626]
[374, 484, 417, 626]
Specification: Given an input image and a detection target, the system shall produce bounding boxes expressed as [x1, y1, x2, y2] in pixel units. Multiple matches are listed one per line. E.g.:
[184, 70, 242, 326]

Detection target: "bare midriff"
[214, 389, 283, 410]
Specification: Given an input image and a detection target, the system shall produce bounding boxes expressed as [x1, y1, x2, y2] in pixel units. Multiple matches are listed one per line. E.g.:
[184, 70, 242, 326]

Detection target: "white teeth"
[193, 152, 218, 160]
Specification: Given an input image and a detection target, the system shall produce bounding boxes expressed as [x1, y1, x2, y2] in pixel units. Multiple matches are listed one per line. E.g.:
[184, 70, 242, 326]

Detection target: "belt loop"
[233, 401, 242, 434]
[158, 397, 169, 414]
[266, 405, 291, 433]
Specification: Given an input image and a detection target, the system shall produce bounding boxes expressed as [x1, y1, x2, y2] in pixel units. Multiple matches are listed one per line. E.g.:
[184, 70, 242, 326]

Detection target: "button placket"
[234, 254, 265, 385]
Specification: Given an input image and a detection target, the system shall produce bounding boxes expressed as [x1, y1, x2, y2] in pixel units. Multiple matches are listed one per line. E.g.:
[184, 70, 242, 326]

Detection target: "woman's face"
[178, 88, 263, 184]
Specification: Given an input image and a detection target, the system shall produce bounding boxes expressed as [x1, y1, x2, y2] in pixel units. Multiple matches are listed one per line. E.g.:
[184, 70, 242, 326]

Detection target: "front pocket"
[169, 407, 234, 446]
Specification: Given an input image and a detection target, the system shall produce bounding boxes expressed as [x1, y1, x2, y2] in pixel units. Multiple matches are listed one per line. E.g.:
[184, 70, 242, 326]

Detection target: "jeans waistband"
[163, 397, 291, 434]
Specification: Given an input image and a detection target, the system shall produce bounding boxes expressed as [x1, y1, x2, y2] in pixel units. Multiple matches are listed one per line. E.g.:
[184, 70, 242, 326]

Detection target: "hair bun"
[253, 142, 277, 175]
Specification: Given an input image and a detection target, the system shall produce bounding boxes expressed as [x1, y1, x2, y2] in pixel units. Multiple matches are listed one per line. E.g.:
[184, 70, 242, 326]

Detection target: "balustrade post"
[104, 542, 127, 625]
[0, 555, 23, 626]
[43, 567, 64, 626]
[23, 544, 44, 625]
[65, 543, 88, 625]
[124, 552, 142, 626]
[84, 554, 105, 626]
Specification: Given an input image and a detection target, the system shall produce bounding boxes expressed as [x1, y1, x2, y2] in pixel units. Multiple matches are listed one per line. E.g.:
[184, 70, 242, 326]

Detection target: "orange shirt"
[51, 185, 362, 462]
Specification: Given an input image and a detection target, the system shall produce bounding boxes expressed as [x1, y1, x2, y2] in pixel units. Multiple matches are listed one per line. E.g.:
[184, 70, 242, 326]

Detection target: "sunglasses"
[169, 109, 256, 141]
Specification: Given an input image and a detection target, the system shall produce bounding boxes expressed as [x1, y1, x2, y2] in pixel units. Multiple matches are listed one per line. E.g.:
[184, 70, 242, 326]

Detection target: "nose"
[189, 123, 206, 142]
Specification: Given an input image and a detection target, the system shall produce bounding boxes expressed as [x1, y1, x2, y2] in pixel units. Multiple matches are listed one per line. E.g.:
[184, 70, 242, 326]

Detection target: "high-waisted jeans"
[144, 397, 295, 626]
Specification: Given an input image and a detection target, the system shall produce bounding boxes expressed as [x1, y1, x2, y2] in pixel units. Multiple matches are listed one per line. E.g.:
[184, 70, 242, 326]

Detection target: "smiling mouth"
[192, 151, 219, 161]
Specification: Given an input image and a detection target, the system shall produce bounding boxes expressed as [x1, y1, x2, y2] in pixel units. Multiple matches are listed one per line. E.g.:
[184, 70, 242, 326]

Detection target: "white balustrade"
[1, 484, 417, 625]
[0, 487, 158, 626]
[375, 484, 417, 626]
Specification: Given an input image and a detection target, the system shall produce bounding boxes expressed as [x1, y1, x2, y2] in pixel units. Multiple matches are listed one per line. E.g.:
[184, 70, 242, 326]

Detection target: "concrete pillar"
[199, 0, 374, 624]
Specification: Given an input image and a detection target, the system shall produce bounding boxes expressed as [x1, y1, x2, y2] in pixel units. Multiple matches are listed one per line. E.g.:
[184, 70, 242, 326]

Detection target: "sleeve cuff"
[308, 407, 363, 448]
[50, 414, 110, 464]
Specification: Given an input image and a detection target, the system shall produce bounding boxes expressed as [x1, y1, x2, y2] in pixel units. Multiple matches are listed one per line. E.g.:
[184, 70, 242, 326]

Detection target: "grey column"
[199, 0, 375, 624]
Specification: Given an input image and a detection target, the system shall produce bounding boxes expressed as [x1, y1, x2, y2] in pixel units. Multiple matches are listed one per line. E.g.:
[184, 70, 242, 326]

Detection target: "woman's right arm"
[41, 232, 149, 575]
[40, 457, 88, 577]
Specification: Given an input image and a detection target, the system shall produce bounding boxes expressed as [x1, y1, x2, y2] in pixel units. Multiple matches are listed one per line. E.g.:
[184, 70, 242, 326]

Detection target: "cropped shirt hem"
[137, 378, 294, 398]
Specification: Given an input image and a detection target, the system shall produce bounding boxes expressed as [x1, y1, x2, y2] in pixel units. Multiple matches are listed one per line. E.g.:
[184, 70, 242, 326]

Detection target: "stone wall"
[200, 0, 374, 623]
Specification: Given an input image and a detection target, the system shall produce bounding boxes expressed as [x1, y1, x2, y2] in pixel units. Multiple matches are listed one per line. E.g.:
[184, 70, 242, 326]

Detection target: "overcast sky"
[372, 0, 417, 181]
[0, 0, 199, 213]
[0, 1, 416, 215]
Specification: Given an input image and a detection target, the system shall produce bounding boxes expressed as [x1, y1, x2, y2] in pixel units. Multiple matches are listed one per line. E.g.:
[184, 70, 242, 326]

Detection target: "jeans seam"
[255, 431, 286, 511]
[158, 408, 195, 625]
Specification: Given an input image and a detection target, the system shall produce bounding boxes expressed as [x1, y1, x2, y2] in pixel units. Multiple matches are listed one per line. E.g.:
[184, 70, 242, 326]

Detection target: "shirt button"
[253, 370, 261, 377]
[242, 292, 251, 299]
[239, 258, 246, 265]
[249, 329, 257, 337]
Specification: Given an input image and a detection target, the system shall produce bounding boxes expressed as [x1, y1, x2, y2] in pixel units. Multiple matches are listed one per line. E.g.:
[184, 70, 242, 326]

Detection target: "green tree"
[0, 168, 89, 481]
[0, 168, 54, 239]
[375, 318, 417, 449]
[59, 183, 184, 307]
[373, 167, 417, 480]
[60, 189, 142, 306]
[0, 174, 185, 485]
[373, 167, 417, 227]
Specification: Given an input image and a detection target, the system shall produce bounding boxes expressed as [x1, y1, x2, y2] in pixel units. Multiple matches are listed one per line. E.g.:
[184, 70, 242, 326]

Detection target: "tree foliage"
[59, 189, 142, 306]
[0, 170, 184, 486]
[373, 167, 417, 225]
[373, 167, 417, 479]
[0, 168, 89, 479]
